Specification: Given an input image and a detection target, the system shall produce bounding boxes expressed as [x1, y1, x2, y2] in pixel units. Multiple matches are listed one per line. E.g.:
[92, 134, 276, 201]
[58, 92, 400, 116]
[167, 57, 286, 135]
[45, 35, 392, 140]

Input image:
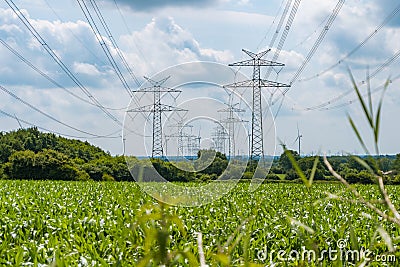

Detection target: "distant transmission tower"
[218, 102, 246, 158]
[128, 76, 185, 158]
[193, 129, 201, 156]
[211, 124, 229, 154]
[167, 120, 193, 157]
[225, 49, 290, 160]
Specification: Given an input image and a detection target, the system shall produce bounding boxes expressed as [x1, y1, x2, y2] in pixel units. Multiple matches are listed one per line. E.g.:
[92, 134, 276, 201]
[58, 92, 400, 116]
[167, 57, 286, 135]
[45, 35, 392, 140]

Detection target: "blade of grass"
[352, 156, 375, 174]
[285, 149, 309, 187]
[376, 226, 395, 252]
[349, 223, 359, 251]
[374, 79, 389, 155]
[348, 70, 373, 128]
[308, 156, 319, 186]
[366, 67, 373, 120]
[287, 216, 315, 234]
[348, 115, 369, 154]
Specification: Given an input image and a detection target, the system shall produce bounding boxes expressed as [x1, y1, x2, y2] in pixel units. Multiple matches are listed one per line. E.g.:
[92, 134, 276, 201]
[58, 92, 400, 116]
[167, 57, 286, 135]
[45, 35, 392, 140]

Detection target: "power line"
[0, 108, 120, 139]
[289, 13, 330, 50]
[0, 38, 127, 111]
[4, 0, 122, 126]
[298, 2, 400, 82]
[267, 0, 293, 51]
[268, 0, 345, 119]
[76, 0, 150, 125]
[43, 0, 108, 67]
[265, 0, 302, 80]
[286, 0, 345, 89]
[256, 0, 286, 50]
[0, 84, 119, 138]
[303, 48, 400, 111]
[112, 0, 151, 71]
[87, 0, 141, 87]
[76, 0, 134, 98]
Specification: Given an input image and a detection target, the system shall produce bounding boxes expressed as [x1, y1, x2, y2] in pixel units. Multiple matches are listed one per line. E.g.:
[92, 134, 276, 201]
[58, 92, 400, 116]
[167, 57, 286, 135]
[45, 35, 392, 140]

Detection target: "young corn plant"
[322, 71, 399, 264]
[134, 200, 198, 266]
[281, 71, 398, 265]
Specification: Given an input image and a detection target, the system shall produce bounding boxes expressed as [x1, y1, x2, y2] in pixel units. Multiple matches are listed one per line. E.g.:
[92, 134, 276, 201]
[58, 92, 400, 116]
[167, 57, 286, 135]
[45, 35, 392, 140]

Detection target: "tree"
[196, 150, 228, 177]
[393, 154, 400, 173]
[4, 149, 89, 181]
[279, 150, 300, 172]
[378, 157, 392, 172]
[298, 156, 327, 180]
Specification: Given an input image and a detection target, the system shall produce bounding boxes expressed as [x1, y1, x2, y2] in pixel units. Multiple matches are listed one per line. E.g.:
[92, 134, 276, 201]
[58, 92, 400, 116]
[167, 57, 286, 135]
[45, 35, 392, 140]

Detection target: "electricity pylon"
[211, 124, 229, 154]
[128, 76, 186, 158]
[224, 49, 290, 160]
[218, 102, 246, 158]
[167, 120, 193, 157]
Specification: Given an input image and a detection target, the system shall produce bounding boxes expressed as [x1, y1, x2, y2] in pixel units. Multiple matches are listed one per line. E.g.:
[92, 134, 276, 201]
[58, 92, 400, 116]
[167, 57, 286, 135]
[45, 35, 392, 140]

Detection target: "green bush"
[75, 169, 90, 181]
[270, 166, 284, 174]
[265, 174, 280, 180]
[285, 169, 299, 180]
[102, 173, 115, 181]
[197, 173, 217, 182]
[0, 164, 4, 179]
[241, 171, 254, 180]
[4, 149, 89, 181]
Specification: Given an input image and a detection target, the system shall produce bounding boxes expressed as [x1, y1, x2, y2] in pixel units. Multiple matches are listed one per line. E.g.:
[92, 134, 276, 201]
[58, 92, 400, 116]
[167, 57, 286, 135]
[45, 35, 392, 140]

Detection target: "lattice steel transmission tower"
[218, 102, 246, 158]
[193, 129, 201, 156]
[225, 49, 290, 160]
[167, 120, 193, 157]
[128, 76, 185, 158]
[211, 124, 229, 154]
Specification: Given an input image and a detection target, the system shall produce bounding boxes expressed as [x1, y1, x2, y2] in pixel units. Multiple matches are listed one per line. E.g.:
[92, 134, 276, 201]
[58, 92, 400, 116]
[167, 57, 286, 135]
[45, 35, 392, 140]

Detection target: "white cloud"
[73, 62, 101, 76]
[120, 16, 234, 76]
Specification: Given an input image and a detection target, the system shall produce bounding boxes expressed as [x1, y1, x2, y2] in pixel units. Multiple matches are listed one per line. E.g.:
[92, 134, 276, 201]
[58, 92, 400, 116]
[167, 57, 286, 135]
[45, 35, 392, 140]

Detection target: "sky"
[0, 0, 400, 156]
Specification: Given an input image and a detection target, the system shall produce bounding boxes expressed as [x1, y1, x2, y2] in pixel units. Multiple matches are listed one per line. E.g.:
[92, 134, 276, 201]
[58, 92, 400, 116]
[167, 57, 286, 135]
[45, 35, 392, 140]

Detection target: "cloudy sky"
[0, 0, 399, 156]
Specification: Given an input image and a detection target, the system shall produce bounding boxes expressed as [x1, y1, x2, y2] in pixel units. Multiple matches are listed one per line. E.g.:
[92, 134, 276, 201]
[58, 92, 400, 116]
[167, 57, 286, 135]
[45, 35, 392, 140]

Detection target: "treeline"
[1, 128, 400, 184]
[272, 150, 400, 184]
[0, 128, 131, 181]
[0, 128, 227, 182]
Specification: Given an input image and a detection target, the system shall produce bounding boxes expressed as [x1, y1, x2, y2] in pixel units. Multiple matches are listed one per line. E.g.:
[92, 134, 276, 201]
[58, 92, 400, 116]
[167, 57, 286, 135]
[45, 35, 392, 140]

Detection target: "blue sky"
[0, 0, 399, 156]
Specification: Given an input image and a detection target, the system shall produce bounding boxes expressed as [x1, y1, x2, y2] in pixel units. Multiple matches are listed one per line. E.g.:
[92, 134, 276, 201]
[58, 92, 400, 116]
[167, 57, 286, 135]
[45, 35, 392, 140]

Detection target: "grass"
[276, 173, 286, 180]
[1, 180, 399, 266]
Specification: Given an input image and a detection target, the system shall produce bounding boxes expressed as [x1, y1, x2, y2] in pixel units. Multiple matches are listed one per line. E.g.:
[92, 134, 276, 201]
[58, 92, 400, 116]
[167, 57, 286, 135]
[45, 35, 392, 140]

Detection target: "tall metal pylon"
[167, 120, 193, 157]
[128, 76, 185, 158]
[211, 124, 229, 154]
[225, 49, 290, 160]
[218, 102, 246, 158]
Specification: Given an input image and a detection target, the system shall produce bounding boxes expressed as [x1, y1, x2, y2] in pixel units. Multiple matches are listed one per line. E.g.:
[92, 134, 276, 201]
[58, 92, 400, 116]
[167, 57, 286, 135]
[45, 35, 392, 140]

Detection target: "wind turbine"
[294, 123, 303, 156]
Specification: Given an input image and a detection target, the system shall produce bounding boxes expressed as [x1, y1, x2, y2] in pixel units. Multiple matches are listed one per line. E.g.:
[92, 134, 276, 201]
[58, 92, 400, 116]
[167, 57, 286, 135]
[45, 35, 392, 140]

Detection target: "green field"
[1, 180, 399, 266]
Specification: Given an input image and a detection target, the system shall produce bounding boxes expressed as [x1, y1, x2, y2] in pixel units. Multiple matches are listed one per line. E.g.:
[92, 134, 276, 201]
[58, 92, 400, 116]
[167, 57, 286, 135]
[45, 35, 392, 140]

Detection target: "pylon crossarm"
[143, 75, 171, 87]
[229, 59, 284, 67]
[218, 107, 246, 113]
[127, 105, 154, 112]
[259, 80, 291, 88]
[159, 105, 187, 112]
[127, 105, 186, 113]
[132, 87, 181, 93]
[224, 79, 290, 89]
